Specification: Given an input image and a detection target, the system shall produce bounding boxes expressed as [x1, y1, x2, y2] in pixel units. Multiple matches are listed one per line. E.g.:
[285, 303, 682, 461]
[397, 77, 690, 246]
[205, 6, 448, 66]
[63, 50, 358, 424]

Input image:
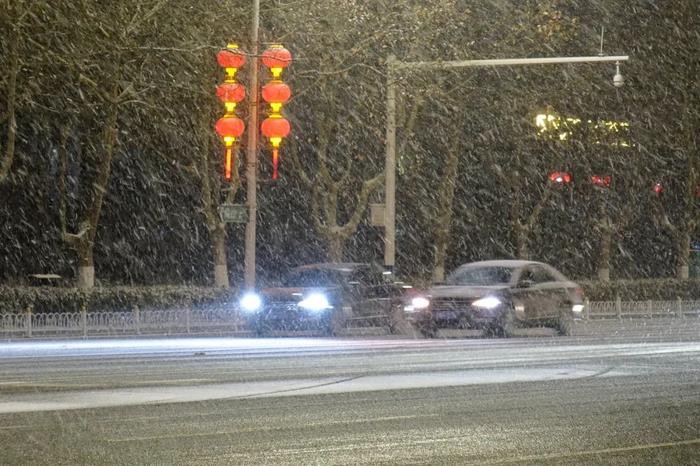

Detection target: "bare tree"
[194, 129, 241, 288]
[431, 132, 461, 283]
[591, 189, 635, 281]
[0, 0, 31, 184]
[290, 118, 382, 262]
[652, 154, 699, 279]
[54, 0, 171, 288]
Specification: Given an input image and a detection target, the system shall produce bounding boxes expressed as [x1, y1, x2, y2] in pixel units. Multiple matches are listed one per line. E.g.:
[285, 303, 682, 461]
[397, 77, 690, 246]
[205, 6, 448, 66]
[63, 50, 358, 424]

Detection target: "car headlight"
[298, 293, 332, 312]
[239, 292, 262, 313]
[411, 297, 430, 309]
[572, 304, 584, 313]
[472, 296, 502, 309]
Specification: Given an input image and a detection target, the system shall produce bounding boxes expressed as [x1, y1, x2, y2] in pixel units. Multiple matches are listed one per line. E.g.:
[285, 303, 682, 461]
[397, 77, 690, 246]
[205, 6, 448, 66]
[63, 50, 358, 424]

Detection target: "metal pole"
[393, 55, 629, 71]
[384, 55, 397, 272]
[244, 0, 260, 289]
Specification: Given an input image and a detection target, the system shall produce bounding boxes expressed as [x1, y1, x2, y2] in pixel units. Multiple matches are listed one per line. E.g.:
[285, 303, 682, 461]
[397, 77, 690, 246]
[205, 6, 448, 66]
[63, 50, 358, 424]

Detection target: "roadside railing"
[585, 298, 700, 320]
[1, 305, 246, 338]
[1, 299, 699, 338]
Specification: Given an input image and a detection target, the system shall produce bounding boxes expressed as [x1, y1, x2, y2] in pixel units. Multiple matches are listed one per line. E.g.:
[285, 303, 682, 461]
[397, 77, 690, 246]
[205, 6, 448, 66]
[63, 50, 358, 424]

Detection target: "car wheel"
[557, 309, 574, 336]
[327, 309, 346, 336]
[255, 319, 272, 337]
[387, 303, 408, 335]
[418, 322, 438, 338]
[495, 306, 518, 338]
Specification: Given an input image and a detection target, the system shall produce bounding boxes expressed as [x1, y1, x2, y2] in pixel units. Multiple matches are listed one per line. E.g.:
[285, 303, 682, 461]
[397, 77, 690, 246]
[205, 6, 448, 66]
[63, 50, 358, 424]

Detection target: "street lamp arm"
[393, 55, 630, 72]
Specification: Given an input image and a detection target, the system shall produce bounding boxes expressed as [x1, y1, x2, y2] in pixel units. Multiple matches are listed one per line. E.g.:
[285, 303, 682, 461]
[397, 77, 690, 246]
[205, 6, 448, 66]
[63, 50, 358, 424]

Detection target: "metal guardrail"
[1, 300, 699, 338]
[585, 299, 700, 320]
[1, 306, 246, 338]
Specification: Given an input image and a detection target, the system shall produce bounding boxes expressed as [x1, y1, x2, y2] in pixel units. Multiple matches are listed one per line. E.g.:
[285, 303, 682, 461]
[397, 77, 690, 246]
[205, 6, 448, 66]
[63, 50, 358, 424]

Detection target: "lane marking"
[0, 367, 628, 414]
[105, 414, 440, 443]
[481, 438, 700, 464]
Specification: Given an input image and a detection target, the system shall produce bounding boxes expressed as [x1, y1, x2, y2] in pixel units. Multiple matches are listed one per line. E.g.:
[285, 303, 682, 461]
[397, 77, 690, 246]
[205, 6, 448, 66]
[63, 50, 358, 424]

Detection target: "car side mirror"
[519, 279, 534, 289]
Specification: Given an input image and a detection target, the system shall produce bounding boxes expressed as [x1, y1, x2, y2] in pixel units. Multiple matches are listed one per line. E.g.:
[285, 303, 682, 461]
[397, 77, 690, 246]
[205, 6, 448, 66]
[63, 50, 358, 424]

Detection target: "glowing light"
[534, 112, 631, 147]
[298, 293, 332, 312]
[240, 293, 262, 313]
[472, 296, 502, 309]
[411, 297, 430, 309]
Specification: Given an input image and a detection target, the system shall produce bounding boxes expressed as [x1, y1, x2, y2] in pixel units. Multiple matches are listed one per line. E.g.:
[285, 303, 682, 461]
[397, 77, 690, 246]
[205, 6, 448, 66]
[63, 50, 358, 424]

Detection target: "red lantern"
[262, 44, 292, 78]
[653, 182, 664, 196]
[217, 44, 246, 82]
[591, 175, 612, 188]
[549, 171, 572, 184]
[261, 81, 291, 111]
[216, 83, 246, 103]
[216, 83, 246, 115]
[217, 45, 246, 69]
[261, 117, 291, 180]
[215, 117, 245, 181]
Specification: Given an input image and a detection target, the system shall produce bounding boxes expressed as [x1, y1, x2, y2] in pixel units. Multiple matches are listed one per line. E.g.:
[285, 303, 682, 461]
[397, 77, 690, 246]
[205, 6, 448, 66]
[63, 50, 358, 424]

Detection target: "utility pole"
[383, 55, 397, 273]
[383, 54, 629, 272]
[244, 0, 260, 289]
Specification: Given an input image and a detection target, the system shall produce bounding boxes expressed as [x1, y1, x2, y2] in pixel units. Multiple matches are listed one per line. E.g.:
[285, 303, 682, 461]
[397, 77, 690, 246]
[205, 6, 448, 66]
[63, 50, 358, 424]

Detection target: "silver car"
[407, 260, 585, 337]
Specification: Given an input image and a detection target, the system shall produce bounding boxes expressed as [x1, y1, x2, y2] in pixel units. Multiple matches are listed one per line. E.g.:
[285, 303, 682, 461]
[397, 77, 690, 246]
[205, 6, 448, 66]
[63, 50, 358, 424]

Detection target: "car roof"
[456, 260, 541, 268]
[291, 262, 370, 273]
[454, 260, 570, 282]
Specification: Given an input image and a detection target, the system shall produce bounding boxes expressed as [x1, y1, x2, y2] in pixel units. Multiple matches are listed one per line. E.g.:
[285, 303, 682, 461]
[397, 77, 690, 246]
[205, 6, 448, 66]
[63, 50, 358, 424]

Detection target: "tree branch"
[526, 186, 552, 231]
[125, 0, 170, 37]
[339, 172, 384, 237]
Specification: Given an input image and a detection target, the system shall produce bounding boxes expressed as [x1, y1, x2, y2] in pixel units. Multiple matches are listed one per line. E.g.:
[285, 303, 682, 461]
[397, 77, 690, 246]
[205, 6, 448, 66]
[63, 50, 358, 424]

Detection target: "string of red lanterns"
[213, 43, 293, 182]
[214, 44, 247, 181]
[260, 44, 292, 180]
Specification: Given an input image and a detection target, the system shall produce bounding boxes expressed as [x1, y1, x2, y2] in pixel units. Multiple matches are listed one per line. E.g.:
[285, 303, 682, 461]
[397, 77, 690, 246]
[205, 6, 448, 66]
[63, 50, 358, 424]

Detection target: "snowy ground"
[1, 333, 699, 464]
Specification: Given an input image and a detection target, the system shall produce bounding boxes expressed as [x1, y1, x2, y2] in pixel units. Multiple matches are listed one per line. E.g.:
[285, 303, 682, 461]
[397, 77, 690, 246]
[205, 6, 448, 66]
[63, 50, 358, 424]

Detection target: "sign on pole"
[219, 203, 248, 224]
[370, 203, 385, 227]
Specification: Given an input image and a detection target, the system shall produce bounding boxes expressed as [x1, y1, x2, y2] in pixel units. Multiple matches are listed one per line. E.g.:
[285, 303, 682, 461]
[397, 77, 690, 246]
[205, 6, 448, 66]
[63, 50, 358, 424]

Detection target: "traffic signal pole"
[383, 54, 629, 272]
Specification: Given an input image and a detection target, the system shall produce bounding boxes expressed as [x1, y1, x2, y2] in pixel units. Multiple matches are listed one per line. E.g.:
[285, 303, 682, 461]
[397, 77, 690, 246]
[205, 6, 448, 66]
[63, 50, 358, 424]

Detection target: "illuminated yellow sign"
[535, 113, 631, 147]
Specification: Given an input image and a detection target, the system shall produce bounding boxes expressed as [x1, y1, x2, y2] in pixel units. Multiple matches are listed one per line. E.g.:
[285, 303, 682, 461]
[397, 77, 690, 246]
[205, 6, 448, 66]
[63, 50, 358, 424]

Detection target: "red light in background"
[549, 171, 572, 184]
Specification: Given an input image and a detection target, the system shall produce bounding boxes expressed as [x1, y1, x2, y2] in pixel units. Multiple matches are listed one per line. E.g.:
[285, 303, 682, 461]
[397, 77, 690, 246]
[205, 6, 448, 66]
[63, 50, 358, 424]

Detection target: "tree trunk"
[211, 225, 229, 288]
[327, 234, 345, 262]
[432, 143, 459, 283]
[515, 226, 529, 260]
[432, 265, 445, 283]
[677, 229, 690, 279]
[67, 83, 120, 289]
[0, 21, 19, 184]
[77, 244, 94, 289]
[597, 228, 612, 282]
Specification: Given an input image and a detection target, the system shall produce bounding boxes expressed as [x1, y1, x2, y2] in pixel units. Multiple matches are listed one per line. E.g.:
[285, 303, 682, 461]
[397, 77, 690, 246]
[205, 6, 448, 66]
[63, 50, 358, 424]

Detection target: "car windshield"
[282, 269, 349, 287]
[446, 266, 513, 286]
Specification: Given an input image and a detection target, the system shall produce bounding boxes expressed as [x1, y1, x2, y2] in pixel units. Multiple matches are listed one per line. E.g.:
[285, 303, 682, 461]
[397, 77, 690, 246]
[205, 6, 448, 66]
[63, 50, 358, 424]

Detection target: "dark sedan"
[407, 260, 584, 337]
[239, 263, 412, 336]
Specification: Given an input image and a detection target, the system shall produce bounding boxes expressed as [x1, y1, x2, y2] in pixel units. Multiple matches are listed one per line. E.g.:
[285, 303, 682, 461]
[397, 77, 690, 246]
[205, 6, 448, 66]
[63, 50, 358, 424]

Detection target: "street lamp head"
[613, 62, 624, 88]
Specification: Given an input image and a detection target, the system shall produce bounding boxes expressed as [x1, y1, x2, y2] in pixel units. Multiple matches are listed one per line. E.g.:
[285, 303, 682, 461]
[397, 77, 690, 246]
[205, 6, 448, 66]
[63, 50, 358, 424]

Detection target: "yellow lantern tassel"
[272, 148, 279, 180]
